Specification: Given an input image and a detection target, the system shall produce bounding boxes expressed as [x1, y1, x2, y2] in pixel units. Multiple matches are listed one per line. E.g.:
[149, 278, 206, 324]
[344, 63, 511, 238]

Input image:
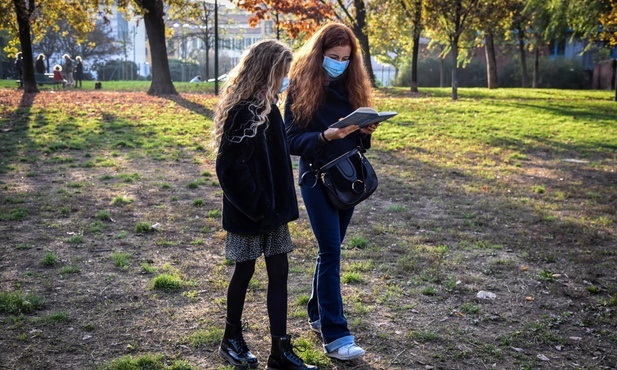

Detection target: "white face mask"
[279, 76, 289, 93]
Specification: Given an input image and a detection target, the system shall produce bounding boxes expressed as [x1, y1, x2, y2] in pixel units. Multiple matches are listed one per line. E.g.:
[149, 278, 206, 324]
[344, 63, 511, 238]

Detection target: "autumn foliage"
[598, 0, 617, 46]
[234, 0, 334, 39]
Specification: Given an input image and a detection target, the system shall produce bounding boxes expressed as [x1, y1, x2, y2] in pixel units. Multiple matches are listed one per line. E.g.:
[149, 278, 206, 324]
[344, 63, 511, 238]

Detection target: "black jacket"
[284, 74, 371, 178]
[75, 61, 83, 79]
[216, 100, 299, 236]
[35, 58, 45, 74]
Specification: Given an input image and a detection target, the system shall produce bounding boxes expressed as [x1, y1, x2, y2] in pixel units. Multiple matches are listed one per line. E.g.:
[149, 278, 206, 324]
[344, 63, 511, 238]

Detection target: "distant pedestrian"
[190, 75, 202, 83]
[63, 54, 74, 87]
[52, 64, 67, 89]
[75, 56, 84, 88]
[15, 52, 24, 87]
[35, 53, 46, 74]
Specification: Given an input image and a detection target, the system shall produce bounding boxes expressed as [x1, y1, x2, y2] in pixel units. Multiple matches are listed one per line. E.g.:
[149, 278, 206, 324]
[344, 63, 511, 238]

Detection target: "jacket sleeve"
[216, 112, 271, 222]
[360, 132, 372, 150]
[283, 92, 326, 160]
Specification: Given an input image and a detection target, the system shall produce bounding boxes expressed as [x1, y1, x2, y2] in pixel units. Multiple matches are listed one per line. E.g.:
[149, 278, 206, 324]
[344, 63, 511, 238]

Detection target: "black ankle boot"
[267, 335, 317, 370]
[218, 321, 258, 369]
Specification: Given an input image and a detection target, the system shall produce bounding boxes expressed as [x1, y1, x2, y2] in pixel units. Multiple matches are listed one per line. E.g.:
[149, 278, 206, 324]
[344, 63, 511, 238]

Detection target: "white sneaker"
[326, 343, 365, 360]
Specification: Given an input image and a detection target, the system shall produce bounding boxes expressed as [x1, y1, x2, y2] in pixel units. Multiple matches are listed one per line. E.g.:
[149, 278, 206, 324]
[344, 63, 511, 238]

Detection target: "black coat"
[284, 74, 371, 177]
[216, 100, 299, 236]
[35, 58, 45, 74]
[75, 61, 83, 79]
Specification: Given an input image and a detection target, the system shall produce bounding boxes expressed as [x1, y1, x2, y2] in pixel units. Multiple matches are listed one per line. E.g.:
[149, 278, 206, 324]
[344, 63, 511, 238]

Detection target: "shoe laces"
[286, 336, 307, 362]
[233, 323, 250, 353]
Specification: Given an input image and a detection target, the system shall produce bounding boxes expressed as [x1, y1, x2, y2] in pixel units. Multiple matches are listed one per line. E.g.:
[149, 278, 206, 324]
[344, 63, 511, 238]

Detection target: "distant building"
[105, 2, 397, 85]
[105, 5, 148, 78]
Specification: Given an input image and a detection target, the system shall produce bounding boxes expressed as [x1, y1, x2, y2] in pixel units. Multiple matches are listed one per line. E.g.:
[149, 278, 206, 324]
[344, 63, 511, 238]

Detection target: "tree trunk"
[411, 30, 420, 93]
[517, 27, 528, 88]
[140, 0, 177, 95]
[613, 59, 617, 102]
[410, 0, 422, 93]
[533, 47, 540, 88]
[205, 45, 210, 80]
[485, 32, 498, 89]
[451, 41, 459, 101]
[275, 11, 280, 40]
[352, 0, 376, 87]
[440, 56, 444, 87]
[13, 0, 39, 93]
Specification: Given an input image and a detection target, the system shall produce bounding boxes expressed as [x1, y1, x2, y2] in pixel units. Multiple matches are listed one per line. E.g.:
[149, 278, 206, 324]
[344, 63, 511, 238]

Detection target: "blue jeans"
[301, 177, 355, 352]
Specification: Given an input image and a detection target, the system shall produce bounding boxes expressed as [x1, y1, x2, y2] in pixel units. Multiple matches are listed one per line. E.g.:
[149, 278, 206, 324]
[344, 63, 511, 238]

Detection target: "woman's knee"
[265, 253, 288, 280]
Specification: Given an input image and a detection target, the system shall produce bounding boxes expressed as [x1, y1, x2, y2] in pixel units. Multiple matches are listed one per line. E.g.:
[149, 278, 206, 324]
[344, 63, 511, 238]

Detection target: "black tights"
[226, 253, 289, 336]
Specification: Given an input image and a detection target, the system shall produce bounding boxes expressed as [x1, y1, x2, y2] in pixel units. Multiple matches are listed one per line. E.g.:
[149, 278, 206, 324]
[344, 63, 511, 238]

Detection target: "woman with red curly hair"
[284, 22, 379, 361]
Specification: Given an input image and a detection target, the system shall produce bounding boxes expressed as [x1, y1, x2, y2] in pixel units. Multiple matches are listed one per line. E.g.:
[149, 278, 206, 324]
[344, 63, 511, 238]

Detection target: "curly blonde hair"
[213, 39, 292, 149]
[287, 22, 373, 128]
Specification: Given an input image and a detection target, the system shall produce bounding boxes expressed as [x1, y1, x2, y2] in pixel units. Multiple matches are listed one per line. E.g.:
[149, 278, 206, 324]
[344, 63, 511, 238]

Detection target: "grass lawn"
[0, 85, 616, 370]
[0, 79, 218, 94]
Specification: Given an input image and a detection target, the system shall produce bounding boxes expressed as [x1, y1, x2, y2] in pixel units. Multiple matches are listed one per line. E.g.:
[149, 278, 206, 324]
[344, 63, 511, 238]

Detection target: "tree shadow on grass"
[161, 94, 214, 119]
[511, 101, 617, 130]
[0, 92, 37, 175]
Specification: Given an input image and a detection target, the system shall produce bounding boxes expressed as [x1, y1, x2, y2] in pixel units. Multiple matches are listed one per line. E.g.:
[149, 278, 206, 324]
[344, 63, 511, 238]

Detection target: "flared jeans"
[301, 178, 356, 352]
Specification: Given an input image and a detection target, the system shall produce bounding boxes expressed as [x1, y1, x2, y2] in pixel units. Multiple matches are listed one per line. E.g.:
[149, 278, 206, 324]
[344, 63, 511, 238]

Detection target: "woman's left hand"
[360, 123, 379, 135]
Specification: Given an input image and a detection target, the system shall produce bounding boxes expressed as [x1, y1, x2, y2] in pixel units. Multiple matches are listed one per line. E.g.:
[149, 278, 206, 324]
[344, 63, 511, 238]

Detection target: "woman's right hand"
[323, 125, 359, 141]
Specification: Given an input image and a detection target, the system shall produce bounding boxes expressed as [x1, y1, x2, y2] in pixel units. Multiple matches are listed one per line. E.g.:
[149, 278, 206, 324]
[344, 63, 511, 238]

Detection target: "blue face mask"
[323, 56, 349, 78]
[279, 76, 289, 93]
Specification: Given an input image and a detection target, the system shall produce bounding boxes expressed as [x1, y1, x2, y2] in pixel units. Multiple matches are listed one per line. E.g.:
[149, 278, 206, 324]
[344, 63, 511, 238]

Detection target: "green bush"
[396, 57, 487, 88]
[91, 60, 139, 81]
[168, 59, 201, 83]
[497, 55, 588, 89]
[396, 55, 590, 89]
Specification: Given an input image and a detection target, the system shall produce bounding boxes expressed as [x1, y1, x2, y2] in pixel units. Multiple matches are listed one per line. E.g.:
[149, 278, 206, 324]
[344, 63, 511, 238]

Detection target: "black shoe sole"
[218, 347, 259, 369]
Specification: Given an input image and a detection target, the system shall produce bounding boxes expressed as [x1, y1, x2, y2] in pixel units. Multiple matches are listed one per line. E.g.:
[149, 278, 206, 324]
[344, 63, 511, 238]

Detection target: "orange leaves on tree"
[233, 0, 334, 39]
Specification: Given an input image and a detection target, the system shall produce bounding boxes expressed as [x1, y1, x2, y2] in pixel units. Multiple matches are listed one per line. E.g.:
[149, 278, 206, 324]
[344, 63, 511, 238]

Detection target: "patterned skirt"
[225, 224, 293, 262]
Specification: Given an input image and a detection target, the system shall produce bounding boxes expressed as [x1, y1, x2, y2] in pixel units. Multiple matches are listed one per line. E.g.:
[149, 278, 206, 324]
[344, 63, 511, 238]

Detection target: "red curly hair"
[288, 22, 373, 127]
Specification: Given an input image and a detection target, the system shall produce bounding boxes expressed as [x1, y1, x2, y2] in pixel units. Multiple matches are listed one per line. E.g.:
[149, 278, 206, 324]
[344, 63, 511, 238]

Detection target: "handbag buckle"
[351, 179, 365, 193]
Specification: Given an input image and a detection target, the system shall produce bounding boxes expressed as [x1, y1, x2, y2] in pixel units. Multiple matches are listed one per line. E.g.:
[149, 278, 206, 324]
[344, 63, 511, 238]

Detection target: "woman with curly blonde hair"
[284, 22, 378, 361]
[213, 39, 316, 370]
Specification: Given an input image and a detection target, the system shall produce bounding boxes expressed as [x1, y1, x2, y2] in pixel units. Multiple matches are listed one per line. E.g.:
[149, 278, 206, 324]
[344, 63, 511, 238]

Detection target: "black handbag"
[301, 146, 378, 210]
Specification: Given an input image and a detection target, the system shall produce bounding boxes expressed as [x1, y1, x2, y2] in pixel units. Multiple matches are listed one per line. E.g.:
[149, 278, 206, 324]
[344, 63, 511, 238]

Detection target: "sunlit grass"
[374, 88, 616, 160]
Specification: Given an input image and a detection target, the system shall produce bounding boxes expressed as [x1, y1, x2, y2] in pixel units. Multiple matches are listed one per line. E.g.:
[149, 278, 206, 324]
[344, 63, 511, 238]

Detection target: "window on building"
[549, 39, 566, 57]
[265, 21, 274, 35]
